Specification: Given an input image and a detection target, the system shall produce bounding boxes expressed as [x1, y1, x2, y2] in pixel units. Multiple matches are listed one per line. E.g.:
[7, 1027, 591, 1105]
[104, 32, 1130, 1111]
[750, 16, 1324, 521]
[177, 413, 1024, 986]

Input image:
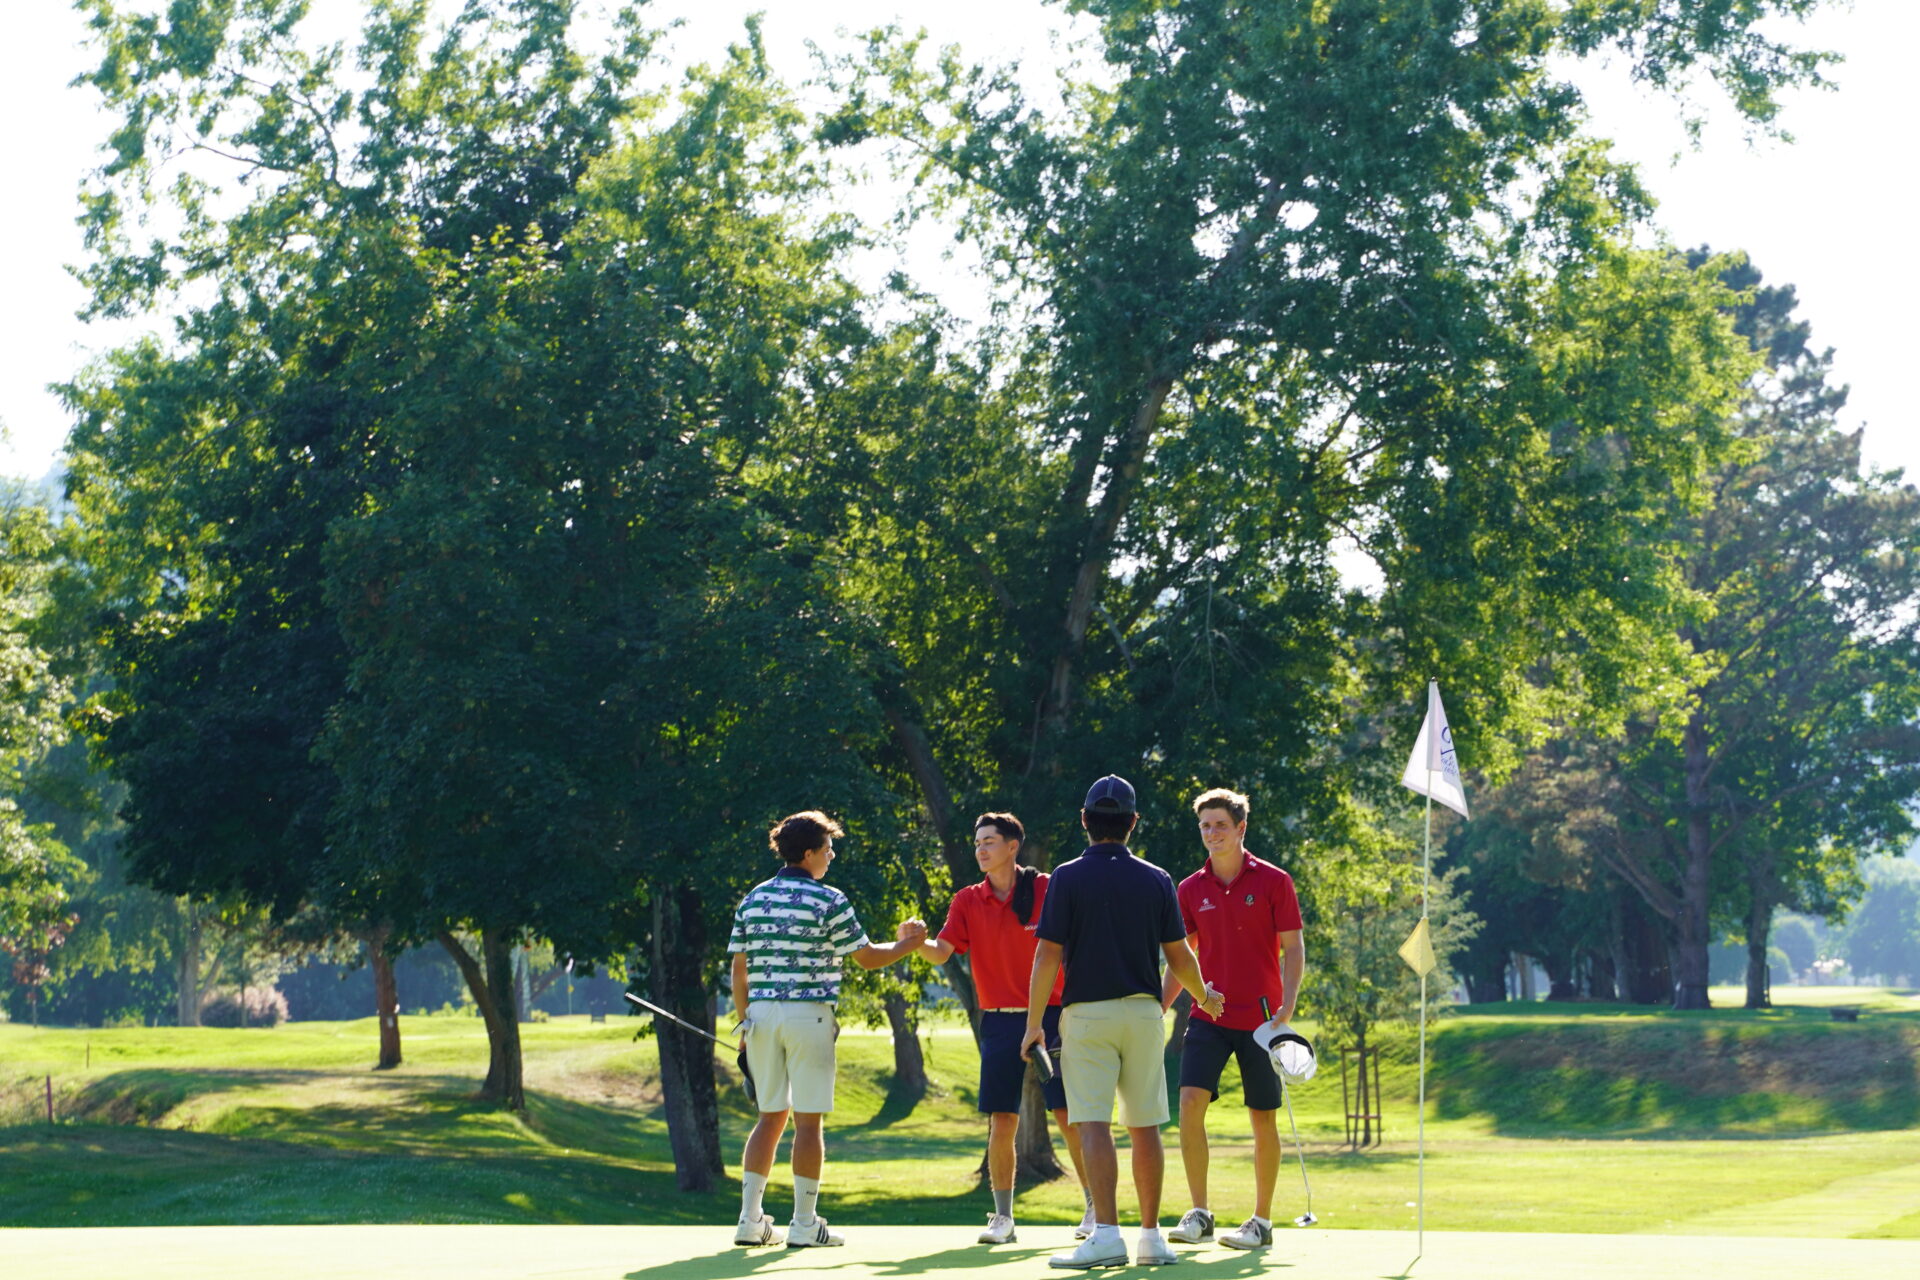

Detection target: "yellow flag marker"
[1398, 916, 1437, 976]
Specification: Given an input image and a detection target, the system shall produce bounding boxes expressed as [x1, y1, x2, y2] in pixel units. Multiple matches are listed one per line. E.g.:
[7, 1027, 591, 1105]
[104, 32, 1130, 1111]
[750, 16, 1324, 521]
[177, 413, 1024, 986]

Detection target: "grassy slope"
[2, 986, 1918, 1236]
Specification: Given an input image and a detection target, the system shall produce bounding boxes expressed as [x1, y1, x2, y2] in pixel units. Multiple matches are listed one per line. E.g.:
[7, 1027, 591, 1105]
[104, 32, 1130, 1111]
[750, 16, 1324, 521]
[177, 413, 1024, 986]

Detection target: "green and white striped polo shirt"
[727, 868, 870, 1005]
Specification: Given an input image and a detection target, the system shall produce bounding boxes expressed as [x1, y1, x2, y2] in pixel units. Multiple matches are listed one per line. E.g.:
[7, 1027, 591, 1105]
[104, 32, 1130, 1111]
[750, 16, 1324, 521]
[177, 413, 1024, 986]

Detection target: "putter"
[1263, 997, 1317, 1227]
[624, 992, 756, 1106]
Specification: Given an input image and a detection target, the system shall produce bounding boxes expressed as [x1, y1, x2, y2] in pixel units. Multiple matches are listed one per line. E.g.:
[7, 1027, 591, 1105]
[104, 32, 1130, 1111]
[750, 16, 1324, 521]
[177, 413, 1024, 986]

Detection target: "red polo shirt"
[939, 875, 1065, 1010]
[1176, 852, 1302, 1031]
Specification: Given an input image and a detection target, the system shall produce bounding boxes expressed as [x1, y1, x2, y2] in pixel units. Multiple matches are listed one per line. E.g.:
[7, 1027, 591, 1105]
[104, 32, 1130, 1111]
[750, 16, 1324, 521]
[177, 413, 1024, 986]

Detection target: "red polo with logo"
[939, 875, 1066, 1009]
[1176, 852, 1303, 1031]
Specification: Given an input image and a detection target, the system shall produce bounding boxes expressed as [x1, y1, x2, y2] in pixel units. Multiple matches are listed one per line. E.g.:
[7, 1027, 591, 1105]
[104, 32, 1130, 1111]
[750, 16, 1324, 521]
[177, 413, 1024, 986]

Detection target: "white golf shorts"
[743, 999, 839, 1114]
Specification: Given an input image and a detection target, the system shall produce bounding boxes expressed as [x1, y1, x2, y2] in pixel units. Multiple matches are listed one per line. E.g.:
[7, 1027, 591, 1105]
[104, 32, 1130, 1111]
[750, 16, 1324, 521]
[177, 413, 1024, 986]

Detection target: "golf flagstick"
[1398, 679, 1467, 1265]
[1263, 996, 1316, 1226]
[1419, 784, 1430, 1259]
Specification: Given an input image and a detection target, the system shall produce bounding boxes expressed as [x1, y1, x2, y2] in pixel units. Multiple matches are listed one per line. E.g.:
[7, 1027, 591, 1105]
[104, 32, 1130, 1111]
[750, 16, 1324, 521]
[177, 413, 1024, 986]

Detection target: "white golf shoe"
[1167, 1207, 1214, 1244]
[786, 1216, 845, 1248]
[1219, 1216, 1274, 1250]
[977, 1213, 1017, 1244]
[1134, 1228, 1178, 1265]
[1049, 1230, 1130, 1269]
[732, 1213, 777, 1246]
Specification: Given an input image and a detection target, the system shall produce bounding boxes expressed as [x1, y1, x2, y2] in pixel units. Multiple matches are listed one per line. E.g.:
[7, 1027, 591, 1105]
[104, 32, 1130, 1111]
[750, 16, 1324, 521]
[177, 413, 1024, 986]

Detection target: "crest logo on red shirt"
[1244, 893, 1255, 906]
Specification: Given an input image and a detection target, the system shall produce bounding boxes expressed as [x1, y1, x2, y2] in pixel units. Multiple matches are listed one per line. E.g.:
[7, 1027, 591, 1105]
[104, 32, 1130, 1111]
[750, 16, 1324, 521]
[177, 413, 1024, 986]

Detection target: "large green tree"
[0, 485, 85, 1025]
[63, 2, 916, 1192]
[62, 0, 659, 1074]
[1451, 261, 1920, 1010]
[802, 0, 1815, 981]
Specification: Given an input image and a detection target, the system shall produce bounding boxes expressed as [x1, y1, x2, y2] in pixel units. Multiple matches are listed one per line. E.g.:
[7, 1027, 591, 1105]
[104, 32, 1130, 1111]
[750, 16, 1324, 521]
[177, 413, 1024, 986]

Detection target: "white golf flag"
[1401, 680, 1469, 819]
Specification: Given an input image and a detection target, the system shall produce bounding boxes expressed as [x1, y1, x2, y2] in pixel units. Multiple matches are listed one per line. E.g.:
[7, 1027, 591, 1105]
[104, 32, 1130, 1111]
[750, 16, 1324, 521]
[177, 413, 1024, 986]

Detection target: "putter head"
[1294, 1212, 1318, 1227]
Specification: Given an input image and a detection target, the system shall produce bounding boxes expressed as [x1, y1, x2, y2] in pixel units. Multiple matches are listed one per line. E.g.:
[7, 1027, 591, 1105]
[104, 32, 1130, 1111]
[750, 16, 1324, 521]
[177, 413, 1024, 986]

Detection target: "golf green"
[4, 1224, 1917, 1278]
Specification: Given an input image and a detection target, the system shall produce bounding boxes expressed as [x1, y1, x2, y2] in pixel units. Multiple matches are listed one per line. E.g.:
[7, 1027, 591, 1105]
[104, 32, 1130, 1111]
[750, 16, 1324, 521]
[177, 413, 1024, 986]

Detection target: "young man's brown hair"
[769, 811, 845, 863]
[1190, 788, 1250, 825]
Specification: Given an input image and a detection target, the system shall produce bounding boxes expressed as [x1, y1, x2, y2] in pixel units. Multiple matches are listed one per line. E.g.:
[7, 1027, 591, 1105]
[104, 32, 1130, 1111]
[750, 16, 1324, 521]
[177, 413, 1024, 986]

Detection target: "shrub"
[200, 986, 290, 1028]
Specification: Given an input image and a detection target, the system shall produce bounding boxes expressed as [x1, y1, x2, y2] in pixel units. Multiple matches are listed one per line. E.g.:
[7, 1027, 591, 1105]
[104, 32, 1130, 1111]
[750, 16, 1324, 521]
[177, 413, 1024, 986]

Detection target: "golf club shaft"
[622, 991, 741, 1051]
[1282, 1082, 1313, 1217]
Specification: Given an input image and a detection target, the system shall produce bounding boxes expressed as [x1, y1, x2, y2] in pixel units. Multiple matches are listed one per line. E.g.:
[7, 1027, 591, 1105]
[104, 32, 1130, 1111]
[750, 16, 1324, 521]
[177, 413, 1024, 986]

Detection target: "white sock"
[793, 1174, 821, 1224]
[740, 1171, 767, 1220]
[1251, 1215, 1271, 1228]
[1139, 1225, 1163, 1236]
[1092, 1223, 1121, 1242]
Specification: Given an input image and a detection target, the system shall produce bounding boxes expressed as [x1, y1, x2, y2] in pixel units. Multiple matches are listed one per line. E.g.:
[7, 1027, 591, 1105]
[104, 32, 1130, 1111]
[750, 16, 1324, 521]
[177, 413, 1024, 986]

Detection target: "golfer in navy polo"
[1021, 775, 1224, 1269]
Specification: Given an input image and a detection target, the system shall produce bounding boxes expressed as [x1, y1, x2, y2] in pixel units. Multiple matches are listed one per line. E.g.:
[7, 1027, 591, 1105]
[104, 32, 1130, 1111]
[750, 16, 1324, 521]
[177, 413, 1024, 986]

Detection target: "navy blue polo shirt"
[1035, 842, 1187, 1006]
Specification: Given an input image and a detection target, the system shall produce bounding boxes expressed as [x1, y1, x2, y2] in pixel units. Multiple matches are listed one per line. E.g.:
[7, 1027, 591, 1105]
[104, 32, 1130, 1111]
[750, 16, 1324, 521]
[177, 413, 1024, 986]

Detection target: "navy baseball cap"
[1083, 774, 1137, 814]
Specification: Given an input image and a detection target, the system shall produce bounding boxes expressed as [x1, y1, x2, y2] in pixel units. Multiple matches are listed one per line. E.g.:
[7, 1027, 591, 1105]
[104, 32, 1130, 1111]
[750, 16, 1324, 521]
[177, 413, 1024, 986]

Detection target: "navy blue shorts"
[977, 1007, 1067, 1114]
[1179, 1017, 1282, 1111]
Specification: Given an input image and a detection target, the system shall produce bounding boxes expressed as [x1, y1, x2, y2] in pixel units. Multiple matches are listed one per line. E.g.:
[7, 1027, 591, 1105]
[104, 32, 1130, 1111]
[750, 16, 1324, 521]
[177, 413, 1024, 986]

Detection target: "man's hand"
[1198, 982, 1225, 1019]
[896, 918, 928, 943]
[1019, 1023, 1045, 1063]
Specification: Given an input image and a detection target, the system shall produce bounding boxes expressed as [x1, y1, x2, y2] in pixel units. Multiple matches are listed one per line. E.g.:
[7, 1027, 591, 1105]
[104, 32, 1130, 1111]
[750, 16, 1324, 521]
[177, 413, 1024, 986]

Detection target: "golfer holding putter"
[1022, 775, 1225, 1269]
[1162, 787, 1305, 1251]
[908, 812, 1092, 1245]
[727, 811, 928, 1248]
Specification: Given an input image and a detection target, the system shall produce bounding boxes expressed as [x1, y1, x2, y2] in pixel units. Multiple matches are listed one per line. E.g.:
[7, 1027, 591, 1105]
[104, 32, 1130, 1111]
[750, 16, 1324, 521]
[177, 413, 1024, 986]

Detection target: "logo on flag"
[1400, 680, 1469, 819]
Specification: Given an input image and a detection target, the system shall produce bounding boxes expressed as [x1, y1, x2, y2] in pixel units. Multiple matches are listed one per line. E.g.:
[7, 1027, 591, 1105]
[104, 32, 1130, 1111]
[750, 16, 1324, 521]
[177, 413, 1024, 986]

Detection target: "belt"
[983, 1007, 1030, 1014]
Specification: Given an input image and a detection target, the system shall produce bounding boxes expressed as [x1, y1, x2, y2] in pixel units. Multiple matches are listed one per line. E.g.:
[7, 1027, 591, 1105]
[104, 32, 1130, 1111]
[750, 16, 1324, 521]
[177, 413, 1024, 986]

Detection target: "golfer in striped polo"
[728, 810, 927, 1249]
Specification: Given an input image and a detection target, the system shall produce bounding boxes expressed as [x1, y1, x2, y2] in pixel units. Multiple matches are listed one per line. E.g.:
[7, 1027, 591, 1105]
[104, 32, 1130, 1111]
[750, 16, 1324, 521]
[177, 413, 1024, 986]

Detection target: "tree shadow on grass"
[623, 1239, 1288, 1279]
[864, 1075, 929, 1131]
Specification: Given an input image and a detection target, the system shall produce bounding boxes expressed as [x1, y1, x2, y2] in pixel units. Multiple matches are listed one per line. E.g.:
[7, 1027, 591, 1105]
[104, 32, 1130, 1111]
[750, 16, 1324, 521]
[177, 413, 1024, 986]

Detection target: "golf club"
[623, 991, 741, 1050]
[624, 992, 757, 1106]
[1263, 996, 1317, 1227]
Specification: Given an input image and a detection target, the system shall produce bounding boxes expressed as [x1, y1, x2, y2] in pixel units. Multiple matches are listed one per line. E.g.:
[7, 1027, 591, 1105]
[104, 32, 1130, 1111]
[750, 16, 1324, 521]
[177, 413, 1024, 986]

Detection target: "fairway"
[7, 993, 1920, 1238]
[6, 1224, 1920, 1280]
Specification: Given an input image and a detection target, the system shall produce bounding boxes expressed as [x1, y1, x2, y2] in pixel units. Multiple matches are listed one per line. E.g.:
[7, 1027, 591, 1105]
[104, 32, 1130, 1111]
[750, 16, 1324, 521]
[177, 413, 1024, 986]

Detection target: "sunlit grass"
[2, 991, 1918, 1235]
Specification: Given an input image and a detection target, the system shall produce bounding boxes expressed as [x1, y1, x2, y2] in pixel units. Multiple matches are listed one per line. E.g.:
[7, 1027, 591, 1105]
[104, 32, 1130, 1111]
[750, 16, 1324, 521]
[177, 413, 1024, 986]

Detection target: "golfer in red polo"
[912, 813, 1091, 1245]
[1161, 787, 1305, 1252]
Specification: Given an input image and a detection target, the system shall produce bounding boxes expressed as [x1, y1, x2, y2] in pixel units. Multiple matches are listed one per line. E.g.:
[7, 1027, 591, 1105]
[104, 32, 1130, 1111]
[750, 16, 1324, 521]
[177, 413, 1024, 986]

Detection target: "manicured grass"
[3, 987, 1919, 1236]
[7, 1225, 1920, 1280]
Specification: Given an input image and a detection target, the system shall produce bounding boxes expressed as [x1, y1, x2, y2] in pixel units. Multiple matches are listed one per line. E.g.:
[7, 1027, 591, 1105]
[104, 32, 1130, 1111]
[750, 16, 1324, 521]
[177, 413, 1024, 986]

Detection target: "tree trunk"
[652, 885, 724, 1192]
[176, 906, 203, 1028]
[1016, 1062, 1064, 1182]
[1512, 954, 1536, 1001]
[1587, 950, 1618, 1002]
[1744, 866, 1775, 1010]
[438, 928, 525, 1110]
[884, 989, 928, 1097]
[515, 946, 536, 1023]
[942, 952, 983, 1044]
[1609, 889, 1671, 1004]
[367, 926, 402, 1069]
[1673, 713, 1715, 1010]
[1463, 971, 1505, 1004]
[1543, 952, 1578, 1002]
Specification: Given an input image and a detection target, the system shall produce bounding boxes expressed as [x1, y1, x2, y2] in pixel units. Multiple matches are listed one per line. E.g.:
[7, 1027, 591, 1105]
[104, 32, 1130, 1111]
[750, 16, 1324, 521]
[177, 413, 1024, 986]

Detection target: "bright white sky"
[2, 1, 1915, 486]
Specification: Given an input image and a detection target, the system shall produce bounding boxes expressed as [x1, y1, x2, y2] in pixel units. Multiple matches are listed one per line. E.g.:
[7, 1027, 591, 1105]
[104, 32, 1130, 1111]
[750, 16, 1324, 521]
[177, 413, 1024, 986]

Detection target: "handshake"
[894, 918, 930, 944]
[1196, 982, 1225, 1020]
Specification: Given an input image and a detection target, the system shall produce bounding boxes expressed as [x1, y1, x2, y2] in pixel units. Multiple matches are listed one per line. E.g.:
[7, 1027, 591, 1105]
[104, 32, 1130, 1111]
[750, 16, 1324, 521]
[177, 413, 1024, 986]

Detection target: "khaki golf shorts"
[1061, 994, 1169, 1128]
[744, 999, 838, 1114]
